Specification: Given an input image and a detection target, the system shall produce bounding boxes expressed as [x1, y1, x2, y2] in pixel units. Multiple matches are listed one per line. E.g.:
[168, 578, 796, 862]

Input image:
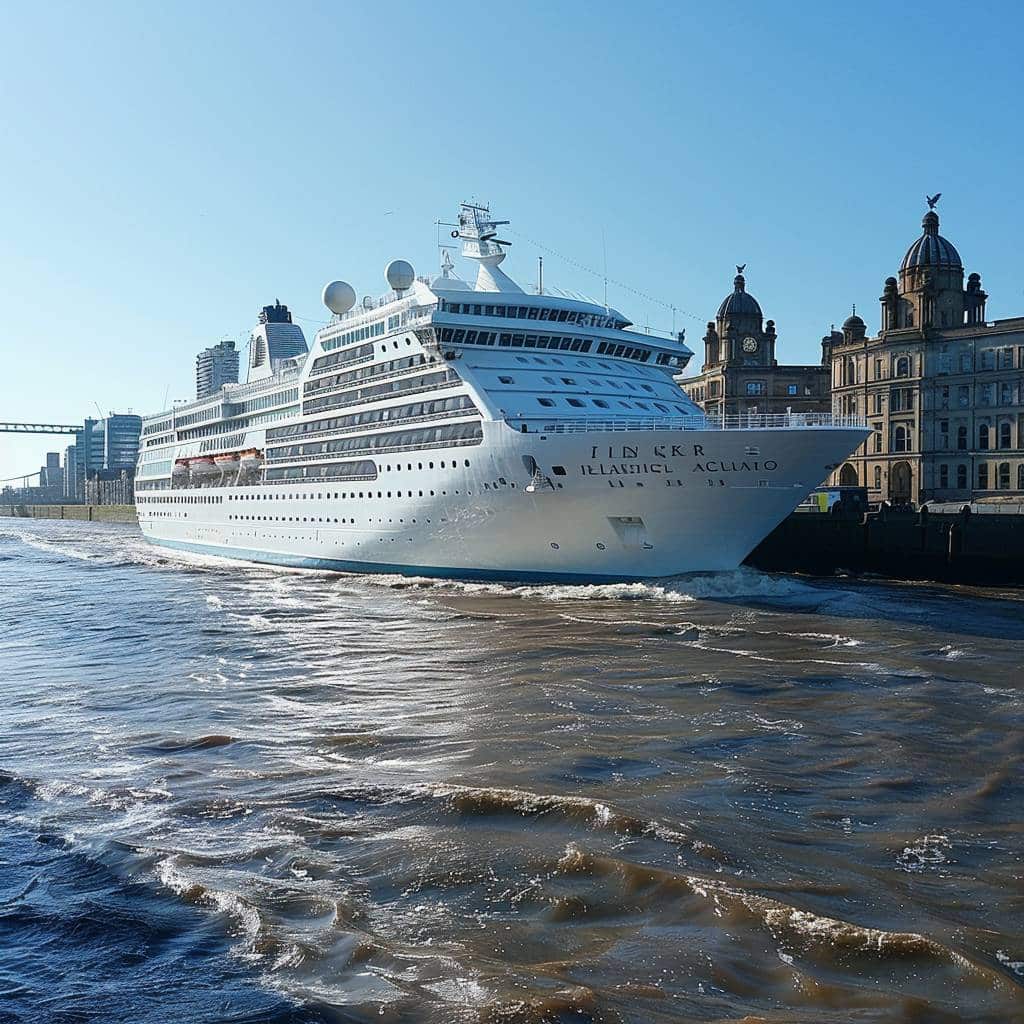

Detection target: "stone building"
[826, 201, 1024, 504]
[679, 268, 830, 418]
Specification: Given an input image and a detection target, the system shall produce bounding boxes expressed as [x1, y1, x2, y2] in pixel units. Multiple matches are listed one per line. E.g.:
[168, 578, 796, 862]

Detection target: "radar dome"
[385, 259, 415, 292]
[322, 280, 356, 315]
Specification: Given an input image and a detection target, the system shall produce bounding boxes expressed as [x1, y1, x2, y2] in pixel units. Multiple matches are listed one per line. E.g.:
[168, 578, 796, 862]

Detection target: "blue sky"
[1, 0, 1021, 480]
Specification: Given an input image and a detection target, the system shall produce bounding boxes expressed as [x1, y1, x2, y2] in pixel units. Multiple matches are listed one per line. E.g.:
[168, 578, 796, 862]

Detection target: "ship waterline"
[136, 202, 868, 579]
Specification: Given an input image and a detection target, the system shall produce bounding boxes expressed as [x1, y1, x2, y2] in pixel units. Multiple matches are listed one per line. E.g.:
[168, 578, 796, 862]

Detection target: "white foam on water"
[996, 949, 1024, 977]
[896, 834, 952, 872]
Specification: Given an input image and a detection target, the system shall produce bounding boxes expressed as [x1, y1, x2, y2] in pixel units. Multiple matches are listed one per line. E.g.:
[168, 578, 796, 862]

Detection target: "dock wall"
[0, 504, 138, 524]
[746, 509, 1024, 585]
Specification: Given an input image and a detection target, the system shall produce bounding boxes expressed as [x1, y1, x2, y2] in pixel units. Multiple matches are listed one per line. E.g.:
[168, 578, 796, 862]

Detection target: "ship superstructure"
[135, 202, 867, 580]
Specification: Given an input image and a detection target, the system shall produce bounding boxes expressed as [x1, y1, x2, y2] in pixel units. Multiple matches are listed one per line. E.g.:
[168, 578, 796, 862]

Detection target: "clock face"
[742, 336, 759, 353]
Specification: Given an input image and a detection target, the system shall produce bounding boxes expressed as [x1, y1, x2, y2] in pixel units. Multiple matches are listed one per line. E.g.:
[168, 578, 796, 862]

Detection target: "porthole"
[596, 542, 606, 550]
[550, 542, 560, 549]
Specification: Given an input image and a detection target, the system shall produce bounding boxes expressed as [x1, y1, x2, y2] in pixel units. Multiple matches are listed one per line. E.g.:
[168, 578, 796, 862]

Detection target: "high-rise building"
[826, 200, 1024, 504]
[63, 445, 77, 498]
[70, 418, 104, 498]
[39, 452, 60, 488]
[195, 339, 240, 400]
[102, 413, 142, 471]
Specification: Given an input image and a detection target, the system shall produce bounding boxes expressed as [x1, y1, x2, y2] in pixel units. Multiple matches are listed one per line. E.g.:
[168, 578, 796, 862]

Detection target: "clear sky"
[2, 0, 1022, 480]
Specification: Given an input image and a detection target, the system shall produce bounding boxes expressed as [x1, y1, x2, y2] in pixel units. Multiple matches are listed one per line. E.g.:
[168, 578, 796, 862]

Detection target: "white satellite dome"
[322, 280, 356, 316]
[385, 259, 415, 292]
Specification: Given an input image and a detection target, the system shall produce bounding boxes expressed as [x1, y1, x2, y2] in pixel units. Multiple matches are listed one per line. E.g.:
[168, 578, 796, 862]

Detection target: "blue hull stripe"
[147, 536, 663, 584]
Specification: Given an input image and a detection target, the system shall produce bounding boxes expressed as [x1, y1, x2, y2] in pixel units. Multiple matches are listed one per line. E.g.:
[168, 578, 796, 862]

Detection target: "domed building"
[679, 268, 830, 418]
[826, 199, 1023, 504]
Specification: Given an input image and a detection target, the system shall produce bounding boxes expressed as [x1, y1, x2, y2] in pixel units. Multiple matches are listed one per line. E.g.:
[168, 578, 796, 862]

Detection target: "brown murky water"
[1, 519, 1022, 1023]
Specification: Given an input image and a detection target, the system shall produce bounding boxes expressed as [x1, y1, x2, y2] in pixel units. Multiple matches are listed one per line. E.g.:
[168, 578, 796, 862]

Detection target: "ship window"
[499, 376, 514, 384]
[538, 398, 555, 407]
[561, 377, 576, 385]
[593, 399, 609, 408]
[567, 398, 584, 408]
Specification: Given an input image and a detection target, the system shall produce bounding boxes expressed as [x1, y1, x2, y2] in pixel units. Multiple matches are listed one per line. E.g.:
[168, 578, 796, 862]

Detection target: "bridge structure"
[0, 422, 82, 435]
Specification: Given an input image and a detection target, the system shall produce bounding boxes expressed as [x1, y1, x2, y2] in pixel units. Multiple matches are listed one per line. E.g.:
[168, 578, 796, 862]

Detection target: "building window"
[1018, 465, 1024, 490]
[746, 381, 766, 396]
[939, 420, 949, 449]
[958, 385, 970, 408]
[872, 424, 883, 453]
[957, 464, 968, 489]
[979, 423, 990, 450]
[940, 385, 950, 409]
[874, 465, 882, 489]
[981, 383, 994, 406]
[978, 463, 989, 489]
[939, 464, 949, 488]
[873, 393, 883, 415]
[981, 349, 995, 370]
[895, 356, 910, 378]
[998, 421, 1012, 449]
[999, 347, 1014, 369]
[893, 425, 909, 453]
[874, 358, 883, 380]
[998, 462, 1011, 489]
[890, 388, 914, 412]
[787, 384, 798, 396]
[960, 352, 972, 372]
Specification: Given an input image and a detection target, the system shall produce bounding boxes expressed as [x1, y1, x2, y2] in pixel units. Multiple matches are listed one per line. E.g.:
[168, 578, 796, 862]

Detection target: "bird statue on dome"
[926, 193, 942, 209]
[736, 264, 746, 275]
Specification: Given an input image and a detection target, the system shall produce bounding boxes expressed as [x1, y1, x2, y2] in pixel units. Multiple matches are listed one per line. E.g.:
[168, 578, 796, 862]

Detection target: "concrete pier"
[0, 504, 137, 524]
[746, 507, 1024, 585]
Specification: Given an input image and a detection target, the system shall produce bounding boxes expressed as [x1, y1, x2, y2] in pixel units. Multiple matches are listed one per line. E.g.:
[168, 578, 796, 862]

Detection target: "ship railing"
[505, 413, 868, 434]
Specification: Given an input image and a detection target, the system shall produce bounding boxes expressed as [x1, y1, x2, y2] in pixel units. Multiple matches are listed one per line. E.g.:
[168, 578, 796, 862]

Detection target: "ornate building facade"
[678, 269, 830, 418]
[827, 202, 1024, 504]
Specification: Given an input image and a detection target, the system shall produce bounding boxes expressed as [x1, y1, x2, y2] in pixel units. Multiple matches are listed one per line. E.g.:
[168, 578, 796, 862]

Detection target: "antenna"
[538, 256, 543, 295]
[602, 228, 608, 312]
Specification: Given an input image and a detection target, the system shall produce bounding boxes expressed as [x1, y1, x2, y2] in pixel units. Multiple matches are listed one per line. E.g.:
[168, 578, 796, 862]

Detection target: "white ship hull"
[140, 422, 866, 582]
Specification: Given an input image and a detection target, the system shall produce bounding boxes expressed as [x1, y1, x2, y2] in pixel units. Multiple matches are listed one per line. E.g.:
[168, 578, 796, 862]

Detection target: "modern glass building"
[196, 339, 240, 400]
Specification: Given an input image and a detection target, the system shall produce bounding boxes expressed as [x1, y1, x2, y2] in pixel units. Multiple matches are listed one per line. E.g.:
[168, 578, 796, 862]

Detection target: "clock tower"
[703, 266, 776, 370]
[680, 266, 830, 419]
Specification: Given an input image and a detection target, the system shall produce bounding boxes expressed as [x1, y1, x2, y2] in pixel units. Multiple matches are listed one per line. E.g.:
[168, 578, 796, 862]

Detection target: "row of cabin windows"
[440, 327, 592, 354]
[269, 395, 477, 441]
[440, 328, 661, 366]
[177, 406, 301, 441]
[303, 369, 460, 416]
[266, 422, 483, 462]
[439, 300, 620, 330]
[307, 353, 438, 394]
[138, 458, 477, 494]
[320, 319, 387, 352]
[495, 373, 661, 395]
[534, 396, 690, 414]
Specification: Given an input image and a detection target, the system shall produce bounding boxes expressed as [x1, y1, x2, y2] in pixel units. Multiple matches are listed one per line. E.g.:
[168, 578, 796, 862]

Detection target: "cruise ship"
[135, 203, 867, 581]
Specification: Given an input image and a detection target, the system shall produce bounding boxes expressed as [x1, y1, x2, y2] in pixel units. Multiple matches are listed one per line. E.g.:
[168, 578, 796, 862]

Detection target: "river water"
[1, 519, 1022, 1024]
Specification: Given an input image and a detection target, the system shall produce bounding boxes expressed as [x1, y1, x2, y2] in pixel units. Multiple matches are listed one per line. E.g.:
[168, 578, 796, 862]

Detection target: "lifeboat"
[213, 452, 241, 466]
[190, 456, 218, 477]
[238, 448, 264, 468]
